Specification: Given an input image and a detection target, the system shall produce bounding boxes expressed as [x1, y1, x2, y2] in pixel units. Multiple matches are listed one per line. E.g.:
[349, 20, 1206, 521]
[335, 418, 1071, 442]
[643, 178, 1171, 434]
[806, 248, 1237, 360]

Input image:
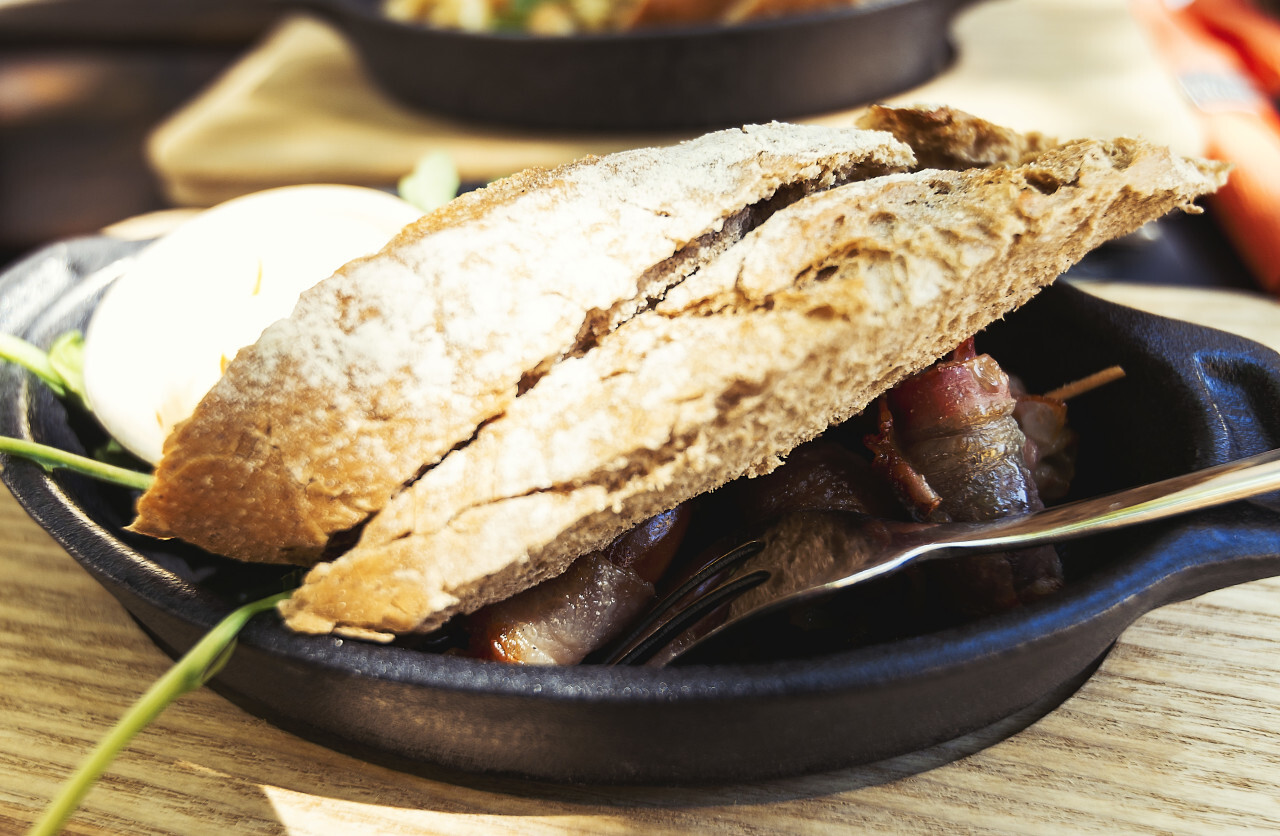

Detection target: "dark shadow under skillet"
[292, 0, 984, 131]
[3, 237, 1280, 784]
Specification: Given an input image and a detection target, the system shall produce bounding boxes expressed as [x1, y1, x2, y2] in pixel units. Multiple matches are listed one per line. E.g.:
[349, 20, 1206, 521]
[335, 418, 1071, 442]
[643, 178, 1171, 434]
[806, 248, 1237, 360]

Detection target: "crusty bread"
[856, 103, 1057, 171]
[279, 125, 1228, 640]
[129, 124, 914, 564]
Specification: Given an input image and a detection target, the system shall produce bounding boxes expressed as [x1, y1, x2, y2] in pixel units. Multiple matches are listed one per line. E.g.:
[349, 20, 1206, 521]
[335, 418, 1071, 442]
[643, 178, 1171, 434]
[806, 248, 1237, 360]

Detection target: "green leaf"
[398, 150, 461, 213]
[91, 437, 142, 469]
[494, 0, 545, 27]
[48, 331, 90, 412]
[28, 592, 292, 836]
[0, 332, 69, 398]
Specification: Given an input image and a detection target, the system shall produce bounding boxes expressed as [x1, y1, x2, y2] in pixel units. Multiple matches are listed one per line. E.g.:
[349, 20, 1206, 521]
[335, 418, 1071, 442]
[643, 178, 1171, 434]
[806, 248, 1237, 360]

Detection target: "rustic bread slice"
[129, 124, 914, 564]
[279, 133, 1228, 640]
[855, 103, 1058, 171]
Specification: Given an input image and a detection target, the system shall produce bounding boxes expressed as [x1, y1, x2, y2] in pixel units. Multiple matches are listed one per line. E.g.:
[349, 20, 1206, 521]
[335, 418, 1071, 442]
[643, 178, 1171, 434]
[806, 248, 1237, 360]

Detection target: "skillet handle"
[1133, 504, 1280, 608]
[1116, 343, 1280, 607]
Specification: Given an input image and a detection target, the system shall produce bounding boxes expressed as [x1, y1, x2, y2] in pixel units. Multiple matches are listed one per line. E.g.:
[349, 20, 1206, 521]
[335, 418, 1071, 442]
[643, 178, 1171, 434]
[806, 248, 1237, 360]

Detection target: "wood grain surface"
[2, 282, 1280, 834]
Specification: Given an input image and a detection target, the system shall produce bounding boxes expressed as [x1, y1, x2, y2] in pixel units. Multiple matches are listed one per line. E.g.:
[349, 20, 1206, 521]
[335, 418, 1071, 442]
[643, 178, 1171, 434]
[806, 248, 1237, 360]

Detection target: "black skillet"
[3, 236, 1280, 784]
[292, 0, 983, 130]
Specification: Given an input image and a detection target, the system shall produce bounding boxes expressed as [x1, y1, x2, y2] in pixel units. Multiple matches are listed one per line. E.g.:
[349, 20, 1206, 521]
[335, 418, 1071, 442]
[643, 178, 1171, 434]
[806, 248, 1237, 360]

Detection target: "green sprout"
[1, 329, 284, 835]
[1, 330, 150, 489]
[0, 331, 90, 412]
[28, 592, 292, 836]
[0, 436, 153, 490]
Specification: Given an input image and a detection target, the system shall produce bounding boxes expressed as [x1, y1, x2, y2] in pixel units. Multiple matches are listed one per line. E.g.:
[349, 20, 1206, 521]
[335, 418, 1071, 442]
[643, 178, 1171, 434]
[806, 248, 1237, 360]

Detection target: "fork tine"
[611, 571, 770, 666]
[599, 539, 766, 665]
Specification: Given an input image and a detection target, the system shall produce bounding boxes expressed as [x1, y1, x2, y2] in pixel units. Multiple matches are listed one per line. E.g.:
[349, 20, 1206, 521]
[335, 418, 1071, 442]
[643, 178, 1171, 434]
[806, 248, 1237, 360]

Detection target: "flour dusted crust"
[130, 124, 914, 564]
[279, 126, 1229, 639]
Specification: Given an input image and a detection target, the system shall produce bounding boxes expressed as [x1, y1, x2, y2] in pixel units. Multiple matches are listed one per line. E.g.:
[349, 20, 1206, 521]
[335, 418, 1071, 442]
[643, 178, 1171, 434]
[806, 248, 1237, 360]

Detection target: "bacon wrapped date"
[721, 439, 902, 523]
[866, 338, 1066, 617]
[464, 505, 691, 664]
[1012, 385, 1077, 503]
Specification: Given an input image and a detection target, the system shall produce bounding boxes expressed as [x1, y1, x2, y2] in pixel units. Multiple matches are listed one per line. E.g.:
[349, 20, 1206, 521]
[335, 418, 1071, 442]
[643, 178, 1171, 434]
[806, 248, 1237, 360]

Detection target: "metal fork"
[604, 447, 1280, 667]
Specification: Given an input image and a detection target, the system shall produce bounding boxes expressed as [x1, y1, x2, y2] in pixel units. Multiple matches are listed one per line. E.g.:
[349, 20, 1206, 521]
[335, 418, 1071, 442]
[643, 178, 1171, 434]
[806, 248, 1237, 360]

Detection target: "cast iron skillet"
[292, 0, 982, 130]
[3, 237, 1280, 784]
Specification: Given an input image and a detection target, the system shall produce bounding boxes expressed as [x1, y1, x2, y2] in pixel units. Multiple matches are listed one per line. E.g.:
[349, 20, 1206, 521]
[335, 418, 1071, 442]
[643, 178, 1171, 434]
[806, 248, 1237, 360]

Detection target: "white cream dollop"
[83, 185, 422, 465]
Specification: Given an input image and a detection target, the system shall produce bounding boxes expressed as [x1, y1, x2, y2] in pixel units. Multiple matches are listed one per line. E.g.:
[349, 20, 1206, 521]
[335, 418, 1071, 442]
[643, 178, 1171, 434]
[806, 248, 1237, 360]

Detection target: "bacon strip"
[464, 506, 691, 664]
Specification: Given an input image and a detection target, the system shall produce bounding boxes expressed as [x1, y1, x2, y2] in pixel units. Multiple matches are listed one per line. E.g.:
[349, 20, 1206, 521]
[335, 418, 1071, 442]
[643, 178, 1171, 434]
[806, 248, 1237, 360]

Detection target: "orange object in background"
[1133, 0, 1280, 295]
[1205, 110, 1280, 294]
[1187, 0, 1280, 95]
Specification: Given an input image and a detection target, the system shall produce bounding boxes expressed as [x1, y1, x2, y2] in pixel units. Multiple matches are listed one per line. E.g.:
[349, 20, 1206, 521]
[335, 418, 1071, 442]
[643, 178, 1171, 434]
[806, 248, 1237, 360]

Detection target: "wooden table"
[3, 283, 1280, 834]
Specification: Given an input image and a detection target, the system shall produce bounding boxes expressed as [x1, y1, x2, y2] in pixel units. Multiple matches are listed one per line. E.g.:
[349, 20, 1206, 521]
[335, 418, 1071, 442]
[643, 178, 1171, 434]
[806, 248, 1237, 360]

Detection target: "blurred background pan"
[294, 0, 984, 130]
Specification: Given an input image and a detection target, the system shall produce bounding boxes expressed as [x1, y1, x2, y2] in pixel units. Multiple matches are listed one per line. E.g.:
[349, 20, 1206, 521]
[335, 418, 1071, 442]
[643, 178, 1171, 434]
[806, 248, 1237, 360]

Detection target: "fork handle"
[923, 447, 1280, 556]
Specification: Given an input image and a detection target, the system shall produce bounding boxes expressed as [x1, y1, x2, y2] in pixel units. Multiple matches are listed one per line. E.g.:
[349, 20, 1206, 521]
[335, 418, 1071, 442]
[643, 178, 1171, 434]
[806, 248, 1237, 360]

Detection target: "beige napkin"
[147, 0, 1203, 206]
